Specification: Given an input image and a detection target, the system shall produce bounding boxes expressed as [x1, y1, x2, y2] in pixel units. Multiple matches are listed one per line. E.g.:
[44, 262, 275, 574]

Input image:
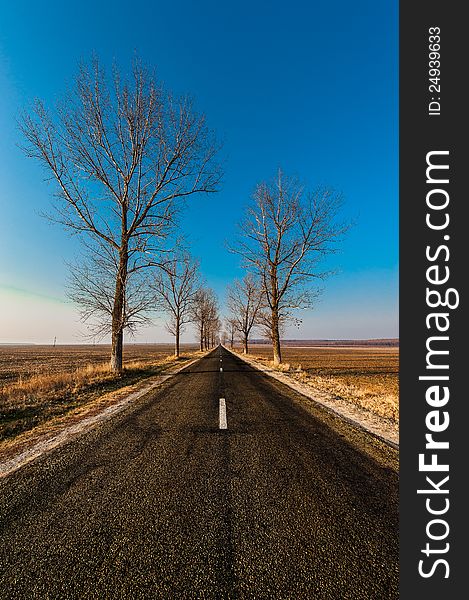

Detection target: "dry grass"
[240, 344, 399, 422]
[0, 344, 198, 441]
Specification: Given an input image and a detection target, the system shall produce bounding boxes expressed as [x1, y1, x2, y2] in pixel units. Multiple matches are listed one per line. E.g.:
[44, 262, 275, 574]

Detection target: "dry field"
[0, 344, 198, 441]
[0, 344, 199, 384]
[241, 344, 399, 422]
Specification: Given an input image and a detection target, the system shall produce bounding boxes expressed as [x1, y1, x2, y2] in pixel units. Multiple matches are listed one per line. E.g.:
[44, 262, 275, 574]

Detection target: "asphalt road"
[0, 346, 398, 599]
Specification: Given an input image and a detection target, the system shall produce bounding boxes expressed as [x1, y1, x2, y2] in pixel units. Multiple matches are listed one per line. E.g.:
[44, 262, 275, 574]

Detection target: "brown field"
[0, 343, 199, 385]
[0, 344, 198, 441]
[239, 344, 399, 422]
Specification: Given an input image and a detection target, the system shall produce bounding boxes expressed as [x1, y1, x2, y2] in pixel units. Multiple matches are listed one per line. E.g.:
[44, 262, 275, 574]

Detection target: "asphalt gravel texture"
[0, 346, 398, 599]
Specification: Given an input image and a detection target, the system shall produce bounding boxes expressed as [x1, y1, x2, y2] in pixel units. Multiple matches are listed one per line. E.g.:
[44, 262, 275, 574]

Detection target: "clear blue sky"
[0, 0, 398, 344]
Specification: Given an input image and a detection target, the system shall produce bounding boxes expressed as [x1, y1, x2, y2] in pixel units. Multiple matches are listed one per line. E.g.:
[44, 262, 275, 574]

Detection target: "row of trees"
[68, 242, 221, 358]
[153, 252, 220, 354]
[21, 56, 347, 370]
[21, 58, 222, 372]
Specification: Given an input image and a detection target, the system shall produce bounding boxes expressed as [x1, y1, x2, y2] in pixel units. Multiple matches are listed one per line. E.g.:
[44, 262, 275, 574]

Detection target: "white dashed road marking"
[219, 398, 227, 429]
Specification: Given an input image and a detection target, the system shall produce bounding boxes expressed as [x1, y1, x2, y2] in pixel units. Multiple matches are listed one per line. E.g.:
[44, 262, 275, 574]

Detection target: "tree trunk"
[175, 321, 180, 357]
[200, 326, 204, 351]
[110, 245, 128, 373]
[243, 334, 248, 354]
[271, 308, 282, 365]
[230, 332, 234, 348]
[110, 329, 123, 372]
[270, 274, 281, 365]
[110, 300, 124, 374]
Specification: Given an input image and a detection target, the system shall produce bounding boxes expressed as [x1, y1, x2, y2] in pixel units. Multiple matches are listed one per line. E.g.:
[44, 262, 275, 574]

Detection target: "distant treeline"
[249, 339, 399, 347]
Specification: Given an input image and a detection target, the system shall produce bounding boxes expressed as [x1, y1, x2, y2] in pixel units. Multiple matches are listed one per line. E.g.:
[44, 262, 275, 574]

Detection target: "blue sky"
[0, 0, 398, 344]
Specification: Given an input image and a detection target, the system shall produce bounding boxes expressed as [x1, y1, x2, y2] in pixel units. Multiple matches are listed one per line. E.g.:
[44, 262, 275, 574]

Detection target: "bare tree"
[207, 316, 221, 348]
[219, 329, 227, 346]
[191, 288, 219, 351]
[232, 170, 347, 365]
[224, 317, 238, 349]
[226, 273, 264, 354]
[153, 250, 200, 357]
[20, 57, 221, 372]
[203, 297, 220, 350]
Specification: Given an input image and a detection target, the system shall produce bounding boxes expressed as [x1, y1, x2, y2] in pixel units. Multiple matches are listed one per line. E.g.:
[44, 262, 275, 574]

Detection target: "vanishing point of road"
[0, 346, 398, 599]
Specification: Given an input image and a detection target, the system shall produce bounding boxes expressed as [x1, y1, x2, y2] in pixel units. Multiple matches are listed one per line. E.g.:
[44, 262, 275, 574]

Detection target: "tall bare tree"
[191, 288, 219, 351]
[153, 250, 200, 357]
[20, 57, 221, 372]
[232, 170, 347, 365]
[226, 273, 264, 354]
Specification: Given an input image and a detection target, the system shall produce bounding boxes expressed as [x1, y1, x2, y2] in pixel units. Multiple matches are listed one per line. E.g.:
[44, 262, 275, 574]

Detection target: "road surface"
[0, 346, 398, 599]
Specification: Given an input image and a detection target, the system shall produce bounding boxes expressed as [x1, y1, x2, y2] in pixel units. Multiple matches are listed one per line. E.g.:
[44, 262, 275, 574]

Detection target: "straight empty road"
[0, 346, 398, 599]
